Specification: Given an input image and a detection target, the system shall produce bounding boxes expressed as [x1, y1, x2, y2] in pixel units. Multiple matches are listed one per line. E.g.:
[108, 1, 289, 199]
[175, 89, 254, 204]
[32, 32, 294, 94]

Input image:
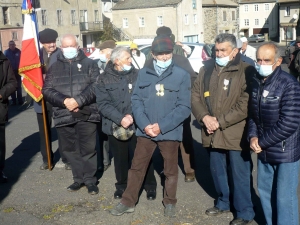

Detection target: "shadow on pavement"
[0, 131, 40, 204]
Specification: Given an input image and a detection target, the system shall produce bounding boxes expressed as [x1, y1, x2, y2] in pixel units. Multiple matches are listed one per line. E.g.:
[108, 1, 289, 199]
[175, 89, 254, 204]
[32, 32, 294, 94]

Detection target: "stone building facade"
[202, 0, 238, 43]
[112, 0, 203, 43]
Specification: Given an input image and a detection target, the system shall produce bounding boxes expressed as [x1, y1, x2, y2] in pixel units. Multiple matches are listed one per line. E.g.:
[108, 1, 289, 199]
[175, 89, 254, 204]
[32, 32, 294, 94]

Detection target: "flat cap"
[151, 35, 174, 54]
[97, 40, 116, 50]
[156, 26, 172, 36]
[39, 28, 58, 43]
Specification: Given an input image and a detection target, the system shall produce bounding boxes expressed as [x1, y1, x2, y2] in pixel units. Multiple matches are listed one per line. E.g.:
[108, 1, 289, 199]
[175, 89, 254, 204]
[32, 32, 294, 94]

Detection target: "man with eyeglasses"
[249, 42, 300, 225]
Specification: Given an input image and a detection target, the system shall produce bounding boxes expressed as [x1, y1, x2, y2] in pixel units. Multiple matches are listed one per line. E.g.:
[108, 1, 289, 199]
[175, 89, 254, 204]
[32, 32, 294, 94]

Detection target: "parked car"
[247, 34, 265, 43]
[139, 42, 212, 73]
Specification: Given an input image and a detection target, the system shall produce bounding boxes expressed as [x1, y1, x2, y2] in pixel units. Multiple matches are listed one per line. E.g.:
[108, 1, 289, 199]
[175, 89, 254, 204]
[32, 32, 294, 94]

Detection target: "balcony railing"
[79, 22, 104, 32]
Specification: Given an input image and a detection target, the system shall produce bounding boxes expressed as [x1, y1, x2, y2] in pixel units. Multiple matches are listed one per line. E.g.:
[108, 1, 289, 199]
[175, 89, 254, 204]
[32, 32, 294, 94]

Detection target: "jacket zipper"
[257, 80, 265, 128]
[282, 140, 286, 151]
[70, 61, 73, 96]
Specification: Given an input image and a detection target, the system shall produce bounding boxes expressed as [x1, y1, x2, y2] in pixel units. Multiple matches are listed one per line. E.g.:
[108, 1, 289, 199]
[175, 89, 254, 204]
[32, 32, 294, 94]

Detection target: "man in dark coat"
[37, 28, 69, 170]
[249, 42, 300, 225]
[0, 51, 17, 183]
[192, 33, 255, 225]
[4, 40, 22, 105]
[42, 34, 100, 195]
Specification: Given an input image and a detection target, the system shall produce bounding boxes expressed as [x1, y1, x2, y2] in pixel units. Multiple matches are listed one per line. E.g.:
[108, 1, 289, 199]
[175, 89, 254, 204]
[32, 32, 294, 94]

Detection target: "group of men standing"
[0, 25, 299, 225]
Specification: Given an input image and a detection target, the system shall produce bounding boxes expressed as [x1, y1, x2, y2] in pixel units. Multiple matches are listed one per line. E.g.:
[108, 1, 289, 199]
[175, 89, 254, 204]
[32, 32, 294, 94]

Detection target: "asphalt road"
[0, 61, 297, 225]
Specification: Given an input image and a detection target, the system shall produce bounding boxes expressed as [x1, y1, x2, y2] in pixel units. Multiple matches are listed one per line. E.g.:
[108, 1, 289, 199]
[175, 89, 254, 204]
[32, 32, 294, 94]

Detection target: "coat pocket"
[105, 84, 119, 102]
[138, 81, 152, 99]
[164, 83, 179, 102]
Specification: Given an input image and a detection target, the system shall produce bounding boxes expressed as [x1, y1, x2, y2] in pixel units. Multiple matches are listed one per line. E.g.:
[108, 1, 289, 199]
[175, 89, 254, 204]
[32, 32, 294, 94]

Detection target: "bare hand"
[152, 123, 161, 136]
[250, 137, 262, 153]
[144, 124, 157, 137]
[121, 116, 132, 129]
[207, 129, 214, 134]
[64, 98, 79, 111]
[125, 114, 133, 124]
[203, 115, 219, 131]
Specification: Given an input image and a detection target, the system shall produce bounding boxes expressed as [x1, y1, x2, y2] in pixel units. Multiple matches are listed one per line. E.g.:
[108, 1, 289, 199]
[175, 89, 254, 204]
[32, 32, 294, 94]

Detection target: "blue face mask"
[99, 54, 107, 62]
[122, 64, 132, 71]
[256, 62, 276, 77]
[62, 47, 78, 59]
[215, 50, 234, 67]
[156, 58, 172, 69]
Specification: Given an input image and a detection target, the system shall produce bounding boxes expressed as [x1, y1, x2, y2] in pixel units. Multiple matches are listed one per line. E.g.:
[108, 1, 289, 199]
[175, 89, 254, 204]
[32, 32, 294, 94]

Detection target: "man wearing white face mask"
[249, 42, 300, 225]
[192, 33, 255, 225]
[42, 34, 101, 195]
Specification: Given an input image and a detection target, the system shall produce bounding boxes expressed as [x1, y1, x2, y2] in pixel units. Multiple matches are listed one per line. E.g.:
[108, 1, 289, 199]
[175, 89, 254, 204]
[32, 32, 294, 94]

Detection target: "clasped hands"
[144, 123, 160, 138]
[202, 115, 219, 134]
[64, 98, 79, 112]
[121, 114, 134, 129]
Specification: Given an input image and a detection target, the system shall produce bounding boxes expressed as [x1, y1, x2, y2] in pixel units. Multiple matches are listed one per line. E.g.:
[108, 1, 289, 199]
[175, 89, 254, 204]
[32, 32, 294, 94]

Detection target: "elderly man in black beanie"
[110, 35, 191, 217]
[36, 28, 69, 170]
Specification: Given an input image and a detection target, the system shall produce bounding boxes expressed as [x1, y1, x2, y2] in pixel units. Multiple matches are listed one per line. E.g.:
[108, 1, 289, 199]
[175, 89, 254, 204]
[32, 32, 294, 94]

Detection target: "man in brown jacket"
[191, 33, 255, 225]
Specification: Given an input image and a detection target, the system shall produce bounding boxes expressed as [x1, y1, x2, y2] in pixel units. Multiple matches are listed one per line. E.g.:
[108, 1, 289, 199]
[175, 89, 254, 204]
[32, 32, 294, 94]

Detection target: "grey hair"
[257, 42, 281, 61]
[110, 46, 130, 63]
[60, 34, 79, 46]
[215, 33, 237, 49]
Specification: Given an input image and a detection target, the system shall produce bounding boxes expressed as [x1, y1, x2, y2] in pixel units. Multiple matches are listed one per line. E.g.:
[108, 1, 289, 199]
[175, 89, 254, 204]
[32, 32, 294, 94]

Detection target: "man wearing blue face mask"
[192, 33, 256, 225]
[97, 40, 115, 73]
[249, 42, 300, 225]
[42, 34, 101, 195]
[110, 35, 191, 217]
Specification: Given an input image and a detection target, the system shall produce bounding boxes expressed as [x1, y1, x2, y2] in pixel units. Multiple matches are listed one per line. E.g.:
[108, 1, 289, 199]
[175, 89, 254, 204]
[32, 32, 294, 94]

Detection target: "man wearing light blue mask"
[42, 34, 101, 195]
[110, 35, 191, 218]
[249, 42, 300, 225]
[192, 33, 256, 225]
[96, 40, 116, 73]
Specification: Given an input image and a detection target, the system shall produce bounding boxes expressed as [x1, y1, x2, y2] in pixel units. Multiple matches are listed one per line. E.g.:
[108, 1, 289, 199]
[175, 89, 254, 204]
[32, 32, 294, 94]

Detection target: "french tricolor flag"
[18, 0, 43, 102]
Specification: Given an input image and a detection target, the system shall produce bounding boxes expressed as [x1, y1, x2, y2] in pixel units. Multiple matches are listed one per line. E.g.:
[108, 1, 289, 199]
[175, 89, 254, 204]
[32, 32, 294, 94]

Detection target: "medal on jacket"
[156, 84, 164, 96]
[262, 90, 269, 103]
[223, 79, 229, 90]
[128, 83, 132, 93]
[77, 63, 82, 71]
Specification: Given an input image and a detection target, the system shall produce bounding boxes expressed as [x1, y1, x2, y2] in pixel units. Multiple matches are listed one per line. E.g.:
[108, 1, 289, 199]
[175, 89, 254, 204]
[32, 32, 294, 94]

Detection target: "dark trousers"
[181, 115, 195, 173]
[36, 103, 67, 163]
[56, 121, 97, 184]
[209, 148, 255, 221]
[121, 137, 180, 207]
[0, 124, 5, 172]
[108, 134, 157, 191]
[10, 70, 22, 103]
[97, 122, 110, 167]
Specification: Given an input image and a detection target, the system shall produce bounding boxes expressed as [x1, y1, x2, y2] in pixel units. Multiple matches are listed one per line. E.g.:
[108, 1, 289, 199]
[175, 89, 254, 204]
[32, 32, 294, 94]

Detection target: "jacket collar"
[145, 59, 175, 79]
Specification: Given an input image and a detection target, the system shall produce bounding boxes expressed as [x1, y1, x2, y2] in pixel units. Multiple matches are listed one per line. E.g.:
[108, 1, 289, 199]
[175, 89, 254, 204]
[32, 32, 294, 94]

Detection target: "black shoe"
[0, 172, 8, 183]
[230, 218, 253, 225]
[205, 206, 230, 216]
[146, 189, 156, 200]
[64, 163, 72, 170]
[114, 189, 124, 199]
[86, 183, 99, 195]
[67, 182, 84, 192]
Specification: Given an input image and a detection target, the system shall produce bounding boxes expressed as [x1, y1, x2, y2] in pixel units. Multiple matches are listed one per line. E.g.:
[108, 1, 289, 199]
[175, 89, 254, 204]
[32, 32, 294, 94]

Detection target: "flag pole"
[31, 0, 52, 171]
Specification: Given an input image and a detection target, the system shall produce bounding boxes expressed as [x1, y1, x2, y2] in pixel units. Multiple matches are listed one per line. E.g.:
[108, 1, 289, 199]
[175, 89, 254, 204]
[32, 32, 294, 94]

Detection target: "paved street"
[0, 52, 299, 225]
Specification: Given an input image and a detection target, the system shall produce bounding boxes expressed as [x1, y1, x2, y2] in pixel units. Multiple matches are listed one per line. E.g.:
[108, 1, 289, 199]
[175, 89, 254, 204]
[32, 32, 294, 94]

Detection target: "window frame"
[139, 17, 145, 27]
[157, 16, 163, 26]
[123, 17, 128, 28]
[57, 9, 63, 26]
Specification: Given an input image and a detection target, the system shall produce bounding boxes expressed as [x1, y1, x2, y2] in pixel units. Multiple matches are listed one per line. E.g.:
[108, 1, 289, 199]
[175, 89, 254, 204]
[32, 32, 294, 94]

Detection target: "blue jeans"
[258, 159, 300, 225]
[209, 149, 254, 220]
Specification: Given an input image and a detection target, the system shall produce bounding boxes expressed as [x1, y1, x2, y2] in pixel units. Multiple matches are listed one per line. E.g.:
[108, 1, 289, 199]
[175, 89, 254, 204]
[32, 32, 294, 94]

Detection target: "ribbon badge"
[155, 84, 164, 96]
[77, 63, 82, 71]
[128, 83, 132, 93]
[223, 79, 229, 90]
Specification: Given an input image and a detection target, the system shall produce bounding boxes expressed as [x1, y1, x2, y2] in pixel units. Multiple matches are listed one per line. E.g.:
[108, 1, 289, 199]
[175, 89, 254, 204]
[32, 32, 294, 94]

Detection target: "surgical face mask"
[156, 58, 172, 69]
[122, 64, 132, 71]
[256, 62, 276, 77]
[99, 54, 107, 62]
[215, 50, 234, 67]
[62, 47, 78, 59]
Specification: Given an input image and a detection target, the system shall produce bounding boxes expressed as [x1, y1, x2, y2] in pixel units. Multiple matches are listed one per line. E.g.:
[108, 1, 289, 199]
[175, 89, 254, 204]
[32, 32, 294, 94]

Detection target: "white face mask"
[215, 50, 234, 67]
[255, 61, 277, 77]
